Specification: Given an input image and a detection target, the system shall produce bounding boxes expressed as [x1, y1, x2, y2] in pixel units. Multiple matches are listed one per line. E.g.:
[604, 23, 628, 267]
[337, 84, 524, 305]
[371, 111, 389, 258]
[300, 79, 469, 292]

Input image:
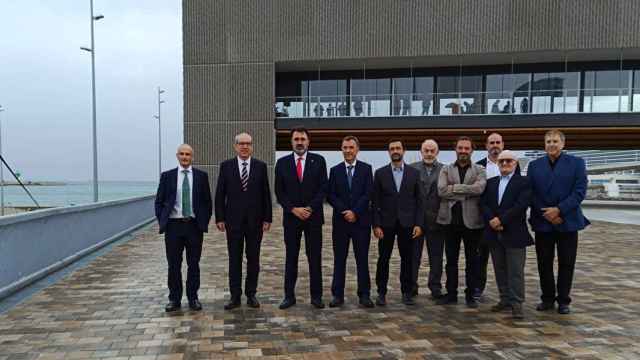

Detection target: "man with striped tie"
[215, 132, 273, 310]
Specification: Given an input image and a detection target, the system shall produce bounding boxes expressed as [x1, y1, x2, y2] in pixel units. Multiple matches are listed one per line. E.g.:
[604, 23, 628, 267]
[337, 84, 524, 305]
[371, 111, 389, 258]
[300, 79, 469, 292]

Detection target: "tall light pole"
[80, 0, 103, 202]
[0, 105, 5, 216]
[154, 88, 165, 179]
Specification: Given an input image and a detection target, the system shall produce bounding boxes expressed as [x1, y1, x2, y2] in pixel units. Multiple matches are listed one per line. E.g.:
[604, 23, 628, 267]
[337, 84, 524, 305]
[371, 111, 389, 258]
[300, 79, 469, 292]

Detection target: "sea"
[1, 181, 158, 208]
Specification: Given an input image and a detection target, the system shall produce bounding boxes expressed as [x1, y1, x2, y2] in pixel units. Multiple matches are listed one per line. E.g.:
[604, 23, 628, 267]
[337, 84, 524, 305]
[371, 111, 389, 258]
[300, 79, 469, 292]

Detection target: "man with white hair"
[480, 150, 532, 319]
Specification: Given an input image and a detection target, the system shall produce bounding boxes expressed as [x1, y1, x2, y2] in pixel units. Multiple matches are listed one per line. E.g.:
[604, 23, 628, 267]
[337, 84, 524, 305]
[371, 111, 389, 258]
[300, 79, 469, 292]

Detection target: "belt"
[169, 217, 194, 223]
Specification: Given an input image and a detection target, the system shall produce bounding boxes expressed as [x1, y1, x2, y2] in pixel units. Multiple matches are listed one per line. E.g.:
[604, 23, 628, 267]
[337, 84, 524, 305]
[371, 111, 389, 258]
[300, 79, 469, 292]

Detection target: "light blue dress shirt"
[392, 163, 404, 192]
[498, 172, 514, 205]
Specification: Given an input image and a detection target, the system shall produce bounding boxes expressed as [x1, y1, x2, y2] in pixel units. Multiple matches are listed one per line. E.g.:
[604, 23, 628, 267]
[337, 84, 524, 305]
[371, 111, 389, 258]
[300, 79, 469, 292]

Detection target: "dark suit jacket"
[476, 157, 521, 177]
[327, 160, 373, 229]
[372, 164, 424, 229]
[214, 158, 272, 228]
[410, 160, 443, 230]
[275, 152, 328, 226]
[481, 174, 534, 248]
[527, 153, 590, 232]
[154, 167, 213, 234]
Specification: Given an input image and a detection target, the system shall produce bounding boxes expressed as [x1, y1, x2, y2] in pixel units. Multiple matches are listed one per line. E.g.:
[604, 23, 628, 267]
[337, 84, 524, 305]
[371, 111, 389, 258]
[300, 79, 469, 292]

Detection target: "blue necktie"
[347, 165, 354, 190]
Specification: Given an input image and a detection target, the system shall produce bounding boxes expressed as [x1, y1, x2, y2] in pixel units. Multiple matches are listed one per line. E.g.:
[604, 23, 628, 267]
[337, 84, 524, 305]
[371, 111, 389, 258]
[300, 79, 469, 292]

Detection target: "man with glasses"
[215, 132, 272, 310]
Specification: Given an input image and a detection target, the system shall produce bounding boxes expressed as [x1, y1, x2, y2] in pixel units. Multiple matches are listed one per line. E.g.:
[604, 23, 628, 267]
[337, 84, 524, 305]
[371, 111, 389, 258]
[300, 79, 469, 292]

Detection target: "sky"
[0, 0, 183, 181]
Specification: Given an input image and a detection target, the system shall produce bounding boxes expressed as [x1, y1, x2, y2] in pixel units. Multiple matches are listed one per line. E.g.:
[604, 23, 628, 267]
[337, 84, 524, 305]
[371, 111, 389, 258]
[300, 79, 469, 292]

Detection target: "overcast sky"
[0, 0, 183, 181]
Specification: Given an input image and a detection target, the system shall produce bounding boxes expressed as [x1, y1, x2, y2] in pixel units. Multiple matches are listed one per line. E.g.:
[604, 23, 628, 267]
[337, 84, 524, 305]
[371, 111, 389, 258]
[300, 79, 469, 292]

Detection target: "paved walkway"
[1, 209, 640, 359]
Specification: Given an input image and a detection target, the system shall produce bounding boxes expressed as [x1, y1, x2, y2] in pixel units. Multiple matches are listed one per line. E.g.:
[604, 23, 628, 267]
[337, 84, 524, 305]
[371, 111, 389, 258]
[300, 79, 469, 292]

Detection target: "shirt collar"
[455, 160, 471, 169]
[392, 162, 404, 171]
[423, 159, 439, 168]
[179, 165, 192, 173]
[238, 156, 251, 166]
[345, 159, 357, 168]
[487, 157, 499, 166]
[500, 171, 514, 180]
[293, 151, 307, 161]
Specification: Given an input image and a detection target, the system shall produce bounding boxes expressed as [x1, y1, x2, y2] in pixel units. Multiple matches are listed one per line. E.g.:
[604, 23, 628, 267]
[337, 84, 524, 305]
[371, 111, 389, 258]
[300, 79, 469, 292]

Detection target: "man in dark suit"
[481, 150, 533, 319]
[327, 136, 374, 308]
[528, 129, 589, 315]
[372, 140, 424, 306]
[475, 132, 521, 300]
[155, 144, 212, 312]
[275, 127, 328, 309]
[214, 132, 272, 310]
[410, 139, 445, 300]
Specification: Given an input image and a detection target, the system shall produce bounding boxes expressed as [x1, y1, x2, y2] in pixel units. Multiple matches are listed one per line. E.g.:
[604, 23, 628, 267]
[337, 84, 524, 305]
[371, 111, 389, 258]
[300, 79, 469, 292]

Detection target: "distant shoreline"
[0, 181, 66, 186]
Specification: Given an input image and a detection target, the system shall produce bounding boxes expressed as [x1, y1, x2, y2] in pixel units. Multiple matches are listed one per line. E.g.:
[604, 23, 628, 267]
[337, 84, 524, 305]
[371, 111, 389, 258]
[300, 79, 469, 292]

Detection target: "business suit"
[155, 166, 212, 304]
[409, 160, 445, 297]
[327, 160, 373, 299]
[275, 152, 328, 301]
[372, 164, 424, 297]
[481, 173, 533, 306]
[475, 157, 521, 296]
[528, 153, 589, 306]
[437, 162, 486, 302]
[214, 157, 272, 299]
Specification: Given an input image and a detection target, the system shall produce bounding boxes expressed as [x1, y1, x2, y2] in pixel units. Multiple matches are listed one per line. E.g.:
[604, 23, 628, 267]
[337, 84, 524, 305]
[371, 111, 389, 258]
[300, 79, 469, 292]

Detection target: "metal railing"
[275, 88, 640, 118]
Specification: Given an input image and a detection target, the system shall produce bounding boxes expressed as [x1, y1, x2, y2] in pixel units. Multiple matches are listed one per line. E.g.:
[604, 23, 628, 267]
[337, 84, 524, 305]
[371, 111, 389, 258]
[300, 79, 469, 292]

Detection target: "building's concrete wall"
[0, 196, 155, 299]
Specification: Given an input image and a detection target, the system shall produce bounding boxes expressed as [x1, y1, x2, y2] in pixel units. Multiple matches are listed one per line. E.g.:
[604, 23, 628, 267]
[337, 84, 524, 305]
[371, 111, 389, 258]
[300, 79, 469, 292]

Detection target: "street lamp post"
[80, 0, 103, 202]
[0, 105, 5, 216]
[154, 88, 165, 178]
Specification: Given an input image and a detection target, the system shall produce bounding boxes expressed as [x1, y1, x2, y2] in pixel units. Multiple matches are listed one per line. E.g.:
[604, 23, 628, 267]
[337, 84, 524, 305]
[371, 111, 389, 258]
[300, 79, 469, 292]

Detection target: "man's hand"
[262, 222, 271, 232]
[412, 226, 423, 239]
[373, 227, 384, 239]
[342, 210, 357, 223]
[542, 207, 561, 222]
[551, 217, 564, 225]
[216, 222, 226, 232]
[292, 207, 312, 220]
[489, 217, 502, 231]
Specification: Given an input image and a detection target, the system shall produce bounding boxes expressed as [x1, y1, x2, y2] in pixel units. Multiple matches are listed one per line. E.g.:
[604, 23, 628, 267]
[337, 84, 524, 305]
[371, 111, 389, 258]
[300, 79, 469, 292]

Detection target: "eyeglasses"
[498, 159, 515, 164]
[237, 142, 252, 146]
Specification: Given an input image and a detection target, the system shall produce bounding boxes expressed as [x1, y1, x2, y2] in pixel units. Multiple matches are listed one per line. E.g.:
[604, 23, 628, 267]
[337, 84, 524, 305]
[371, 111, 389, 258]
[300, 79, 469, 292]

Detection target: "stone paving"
[1, 208, 640, 359]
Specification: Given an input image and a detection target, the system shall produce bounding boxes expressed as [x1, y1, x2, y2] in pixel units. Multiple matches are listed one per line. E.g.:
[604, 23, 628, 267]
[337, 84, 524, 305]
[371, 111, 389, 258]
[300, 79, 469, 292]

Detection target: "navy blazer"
[274, 152, 328, 226]
[527, 153, 590, 232]
[154, 167, 213, 234]
[214, 158, 272, 228]
[372, 164, 424, 229]
[327, 160, 373, 228]
[481, 174, 534, 248]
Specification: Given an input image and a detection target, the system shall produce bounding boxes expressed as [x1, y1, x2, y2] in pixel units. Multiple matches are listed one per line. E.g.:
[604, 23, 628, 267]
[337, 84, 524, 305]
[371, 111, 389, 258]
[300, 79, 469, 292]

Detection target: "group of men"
[154, 127, 589, 319]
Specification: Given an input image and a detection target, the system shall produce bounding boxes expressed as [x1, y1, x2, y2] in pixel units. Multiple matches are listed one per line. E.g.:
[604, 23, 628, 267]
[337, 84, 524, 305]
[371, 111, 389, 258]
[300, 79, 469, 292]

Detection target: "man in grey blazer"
[436, 136, 487, 308]
[410, 139, 445, 300]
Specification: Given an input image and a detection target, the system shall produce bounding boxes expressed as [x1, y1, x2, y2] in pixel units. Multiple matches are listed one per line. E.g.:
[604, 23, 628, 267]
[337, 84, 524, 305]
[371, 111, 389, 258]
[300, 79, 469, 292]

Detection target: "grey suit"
[410, 160, 445, 296]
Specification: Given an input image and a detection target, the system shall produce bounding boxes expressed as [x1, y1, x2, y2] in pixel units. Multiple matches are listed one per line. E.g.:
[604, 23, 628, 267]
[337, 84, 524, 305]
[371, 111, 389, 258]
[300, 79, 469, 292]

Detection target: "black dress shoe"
[402, 294, 416, 305]
[310, 298, 325, 309]
[465, 298, 479, 309]
[359, 296, 375, 308]
[490, 302, 512, 312]
[512, 303, 524, 319]
[536, 302, 555, 311]
[246, 295, 260, 308]
[278, 297, 296, 310]
[558, 304, 571, 315]
[189, 299, 203, 311]
[435, 295, 457, 305]
[430, 291, 445, 300]
[329, 297, 344, 308]
[375, 295, 387, 306]
[224, 297, 241, 310]
[410, 288, 419, 297]
[165, 302, 181, 312]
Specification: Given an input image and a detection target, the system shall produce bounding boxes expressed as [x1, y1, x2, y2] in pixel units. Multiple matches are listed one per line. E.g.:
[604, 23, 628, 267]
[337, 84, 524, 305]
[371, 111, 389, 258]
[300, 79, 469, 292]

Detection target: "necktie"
[347, 165, 354, 189]
[296, 157, 303, 181]
[241, 162, 248, 192]
[181, 170, 192, 218]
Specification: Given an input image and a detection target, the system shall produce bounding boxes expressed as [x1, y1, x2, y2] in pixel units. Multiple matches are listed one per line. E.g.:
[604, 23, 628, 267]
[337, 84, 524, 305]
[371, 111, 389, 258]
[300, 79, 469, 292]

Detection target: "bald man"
[155, 144, 213, 312]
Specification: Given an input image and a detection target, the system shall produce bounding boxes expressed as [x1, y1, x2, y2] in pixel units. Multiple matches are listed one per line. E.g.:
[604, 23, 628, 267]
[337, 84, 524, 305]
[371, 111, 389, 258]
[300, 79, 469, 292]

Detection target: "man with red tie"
[275, 127, 328, 309]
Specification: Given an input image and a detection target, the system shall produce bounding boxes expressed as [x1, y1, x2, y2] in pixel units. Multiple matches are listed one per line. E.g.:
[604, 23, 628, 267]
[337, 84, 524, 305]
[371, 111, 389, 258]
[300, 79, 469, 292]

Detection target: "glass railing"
[274, 89, 640, 118]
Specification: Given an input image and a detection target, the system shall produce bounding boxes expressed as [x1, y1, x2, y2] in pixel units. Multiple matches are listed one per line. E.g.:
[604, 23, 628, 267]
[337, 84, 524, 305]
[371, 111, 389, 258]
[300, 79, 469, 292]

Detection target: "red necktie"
[296, 157, 303, 181]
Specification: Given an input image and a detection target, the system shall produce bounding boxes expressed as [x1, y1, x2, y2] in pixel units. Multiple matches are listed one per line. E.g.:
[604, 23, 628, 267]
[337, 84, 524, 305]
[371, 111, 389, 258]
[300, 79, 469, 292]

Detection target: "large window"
[414, 77, 434, 115]
[531, 72, 579, 113]
[584, 70, 630, 112]
[486, 73, 531, 114]
[351, 79, 391, 116]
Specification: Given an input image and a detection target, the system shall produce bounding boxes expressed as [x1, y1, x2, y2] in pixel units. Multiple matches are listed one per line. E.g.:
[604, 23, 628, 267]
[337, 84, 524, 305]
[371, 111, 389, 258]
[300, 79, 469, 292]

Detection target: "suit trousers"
[226, 219, 263, 298]
[476, 242, 491, 294]
[444, 225, 481, 300]
[535, 231, 578, 305]
[283, 221, 323, 299]
[164, 219, 203, 303]
[331, 223, 371, 298]
[490, 241, 526, 305]
[412, 226, 445, 295]
[376, 221, 414, 296]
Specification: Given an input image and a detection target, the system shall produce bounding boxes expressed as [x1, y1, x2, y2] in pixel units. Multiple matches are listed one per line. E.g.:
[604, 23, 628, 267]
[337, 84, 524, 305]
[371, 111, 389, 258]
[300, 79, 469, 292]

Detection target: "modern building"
[182, 0, 640, 187]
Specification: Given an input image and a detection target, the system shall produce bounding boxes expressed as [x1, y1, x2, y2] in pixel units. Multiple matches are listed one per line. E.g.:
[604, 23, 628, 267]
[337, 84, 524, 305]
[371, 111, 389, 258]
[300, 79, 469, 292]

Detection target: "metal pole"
[158, 87, 162, 178]
[89, 0, 98, 202]
[0, 106, 4, 216]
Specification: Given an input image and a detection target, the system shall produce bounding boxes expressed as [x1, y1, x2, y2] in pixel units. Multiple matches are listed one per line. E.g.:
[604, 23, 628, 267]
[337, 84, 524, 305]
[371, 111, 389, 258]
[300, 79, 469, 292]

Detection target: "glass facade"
[275, 61, 640, 118]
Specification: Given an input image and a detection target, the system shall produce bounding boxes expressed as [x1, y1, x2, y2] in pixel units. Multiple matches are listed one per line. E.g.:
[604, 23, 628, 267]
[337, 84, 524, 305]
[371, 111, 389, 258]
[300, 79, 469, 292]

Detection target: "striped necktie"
[241, 162, 248, 192]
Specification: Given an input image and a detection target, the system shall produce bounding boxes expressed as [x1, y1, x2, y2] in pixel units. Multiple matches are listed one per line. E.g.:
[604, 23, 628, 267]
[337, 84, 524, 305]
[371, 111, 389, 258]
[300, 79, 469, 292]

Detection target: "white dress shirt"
[238, 156, 251, 178]
[344, 159, 357, 176]
[486, 157, 500, 179]
[498, 171, 514, 205]
[170, 165, 194, 219]
[293, 151, 307, 181]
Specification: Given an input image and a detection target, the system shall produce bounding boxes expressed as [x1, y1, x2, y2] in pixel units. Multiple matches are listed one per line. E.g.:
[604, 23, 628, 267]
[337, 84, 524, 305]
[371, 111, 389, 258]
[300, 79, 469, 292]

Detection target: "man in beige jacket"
[435, 136, 487, 308]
